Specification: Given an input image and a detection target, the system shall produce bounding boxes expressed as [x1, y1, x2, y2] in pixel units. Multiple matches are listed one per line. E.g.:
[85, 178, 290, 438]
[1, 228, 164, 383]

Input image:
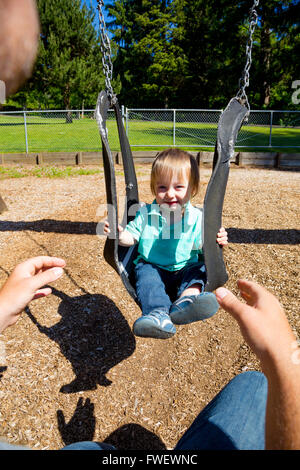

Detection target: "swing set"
[95, 0, 260, 306]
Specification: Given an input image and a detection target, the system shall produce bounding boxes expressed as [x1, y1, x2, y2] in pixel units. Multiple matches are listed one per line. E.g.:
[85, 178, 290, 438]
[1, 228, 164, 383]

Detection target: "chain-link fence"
[0, 109, 118, 154]
[126, 109, 300, 149]
[0, 108, 299, 154]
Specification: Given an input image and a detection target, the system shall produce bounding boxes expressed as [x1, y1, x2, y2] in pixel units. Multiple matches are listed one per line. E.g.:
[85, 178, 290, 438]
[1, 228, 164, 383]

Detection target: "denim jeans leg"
[174, 371, 268, 450]
[176, 262, 206, 298]
[135, 261, 172, 315]
[61, 441, 116, 450]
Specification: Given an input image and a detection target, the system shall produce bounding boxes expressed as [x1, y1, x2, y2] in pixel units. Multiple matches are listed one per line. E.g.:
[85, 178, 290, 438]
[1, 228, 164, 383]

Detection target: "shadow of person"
[57, 400, 166, 450]
[25, 288, 136, 393]
[57, 397, 95, 445]
[103, 423, 167, 450]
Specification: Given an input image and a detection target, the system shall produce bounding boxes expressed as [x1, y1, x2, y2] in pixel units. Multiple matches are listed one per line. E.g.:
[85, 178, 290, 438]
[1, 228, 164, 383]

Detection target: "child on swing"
[104, 148, 228, 339]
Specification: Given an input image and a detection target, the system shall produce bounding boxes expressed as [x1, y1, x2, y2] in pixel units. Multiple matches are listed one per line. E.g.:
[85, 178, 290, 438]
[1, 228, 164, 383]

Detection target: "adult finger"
[237, 279, 272, 308]
[215, 286, 249, 322]
[30, 266, 64, 291]
[32, 287, 52, 299]
[238, 279, 283, 316]
[16, 256, 66, 276]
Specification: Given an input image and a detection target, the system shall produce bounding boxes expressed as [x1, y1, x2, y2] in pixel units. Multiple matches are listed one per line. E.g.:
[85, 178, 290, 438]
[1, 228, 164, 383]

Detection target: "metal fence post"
[173, 109, 176, 146]
[23, 111, 29, 153]
[121, 105, 125, 128]
[126, 107, 129, 137]
[269, 110, 273, 148]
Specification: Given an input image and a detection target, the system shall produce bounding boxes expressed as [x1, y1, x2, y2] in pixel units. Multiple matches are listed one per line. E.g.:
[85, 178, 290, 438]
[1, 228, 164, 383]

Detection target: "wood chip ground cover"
[0, 166, 299, 450]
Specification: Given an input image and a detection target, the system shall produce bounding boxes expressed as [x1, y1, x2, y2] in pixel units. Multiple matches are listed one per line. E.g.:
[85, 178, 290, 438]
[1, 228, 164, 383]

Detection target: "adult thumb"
[31, 267, 64, 291]
[215, 287, 246, 321]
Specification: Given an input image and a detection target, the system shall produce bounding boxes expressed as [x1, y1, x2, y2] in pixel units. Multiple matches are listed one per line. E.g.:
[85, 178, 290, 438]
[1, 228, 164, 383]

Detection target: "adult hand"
[215, 279, 296, 369]
[0, 256, 66, 333]
[216, 280, 300, 450]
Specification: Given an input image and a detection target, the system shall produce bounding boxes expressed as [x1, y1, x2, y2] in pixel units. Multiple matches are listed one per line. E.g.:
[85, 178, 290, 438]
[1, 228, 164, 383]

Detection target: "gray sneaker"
[133, 310, 176, 339]
[170, 293, 219, 325]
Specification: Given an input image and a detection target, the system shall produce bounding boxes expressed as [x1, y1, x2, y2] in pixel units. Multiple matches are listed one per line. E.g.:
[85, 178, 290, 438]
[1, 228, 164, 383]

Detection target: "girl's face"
[154, 171, 191, 209]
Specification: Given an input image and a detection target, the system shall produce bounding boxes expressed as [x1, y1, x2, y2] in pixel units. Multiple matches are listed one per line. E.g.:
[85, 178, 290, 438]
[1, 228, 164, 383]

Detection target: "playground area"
[0, 165, 299, 450]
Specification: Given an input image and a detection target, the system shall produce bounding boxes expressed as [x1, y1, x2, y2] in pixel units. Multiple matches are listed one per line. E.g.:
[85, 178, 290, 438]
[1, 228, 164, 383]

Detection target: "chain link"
[97, 0, 116, 103]
[236, 0, 260, 111]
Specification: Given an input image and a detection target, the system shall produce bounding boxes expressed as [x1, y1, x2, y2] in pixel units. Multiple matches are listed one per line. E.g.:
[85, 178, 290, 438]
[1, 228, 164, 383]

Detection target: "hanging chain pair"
[236, 0, 260, 112]
[97, 0, 116, 103]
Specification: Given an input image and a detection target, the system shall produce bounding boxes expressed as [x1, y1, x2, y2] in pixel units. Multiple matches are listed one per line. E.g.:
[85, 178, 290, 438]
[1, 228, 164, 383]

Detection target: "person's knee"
[231, 370, 267, 392]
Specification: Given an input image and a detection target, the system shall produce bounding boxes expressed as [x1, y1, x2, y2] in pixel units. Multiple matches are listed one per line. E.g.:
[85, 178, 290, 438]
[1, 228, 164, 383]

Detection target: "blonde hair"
[150, 148, 199, 198]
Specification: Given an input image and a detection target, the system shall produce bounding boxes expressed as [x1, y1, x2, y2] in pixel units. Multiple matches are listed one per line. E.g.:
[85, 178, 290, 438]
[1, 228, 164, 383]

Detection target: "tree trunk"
[64, 86, 72, 123]
[260, 25, 271, 107]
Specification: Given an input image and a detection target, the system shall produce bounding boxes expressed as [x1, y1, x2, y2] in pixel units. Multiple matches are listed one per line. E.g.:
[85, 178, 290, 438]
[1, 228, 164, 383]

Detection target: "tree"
[107, 0, 299, 110]
[173, 0, 257, 108]
[7, 0, 298, 110]
[253, 0, 300, 109]
[107, 0, 186, 107]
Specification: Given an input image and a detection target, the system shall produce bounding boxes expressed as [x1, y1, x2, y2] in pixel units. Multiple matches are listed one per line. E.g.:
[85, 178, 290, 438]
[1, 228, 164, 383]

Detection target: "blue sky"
[82, 0, 110, 30]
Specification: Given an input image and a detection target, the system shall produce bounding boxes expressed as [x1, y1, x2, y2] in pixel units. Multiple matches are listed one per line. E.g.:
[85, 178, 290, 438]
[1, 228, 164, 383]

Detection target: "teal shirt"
[125, 200, 203, 271]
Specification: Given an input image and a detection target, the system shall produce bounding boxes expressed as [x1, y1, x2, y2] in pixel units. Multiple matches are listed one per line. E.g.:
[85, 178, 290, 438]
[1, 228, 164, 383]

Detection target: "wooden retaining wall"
[0, 151, 299, 170]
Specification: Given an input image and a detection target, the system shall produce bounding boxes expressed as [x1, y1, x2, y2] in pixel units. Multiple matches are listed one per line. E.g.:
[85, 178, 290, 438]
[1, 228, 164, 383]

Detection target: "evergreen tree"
[173, 0, 254, 108]
[107, 0, 299, 109]
[107, 0, 186, 107]
[253, 0, 300, 109]
[169, 0, 300, 109]
[6, 0, 299, 110]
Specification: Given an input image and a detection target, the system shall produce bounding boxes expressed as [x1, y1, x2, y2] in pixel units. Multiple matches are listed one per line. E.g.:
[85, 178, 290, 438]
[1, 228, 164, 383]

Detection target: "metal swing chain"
[97, 0, 116, 103]
[236, 0, 260, 112]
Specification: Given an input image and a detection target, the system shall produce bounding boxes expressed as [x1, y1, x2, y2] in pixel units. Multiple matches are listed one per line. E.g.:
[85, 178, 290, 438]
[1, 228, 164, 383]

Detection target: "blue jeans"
[135, 260, 206, 315]
[61, 442, 115, 450]
[175, 371, 267, 450]
[62, 371, 267, 450]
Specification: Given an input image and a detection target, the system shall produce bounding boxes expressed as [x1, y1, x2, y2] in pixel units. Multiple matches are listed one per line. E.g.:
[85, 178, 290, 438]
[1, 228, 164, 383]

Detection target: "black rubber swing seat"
[96, 92, 248, 304]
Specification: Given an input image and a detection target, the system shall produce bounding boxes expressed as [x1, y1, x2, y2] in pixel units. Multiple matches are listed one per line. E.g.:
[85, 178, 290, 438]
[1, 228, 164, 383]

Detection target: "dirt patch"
[0, 166, 299, 450]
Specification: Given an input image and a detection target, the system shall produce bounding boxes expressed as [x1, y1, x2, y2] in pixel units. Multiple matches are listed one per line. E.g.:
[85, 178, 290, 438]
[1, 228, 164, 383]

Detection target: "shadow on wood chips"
[25, 288, 136, 393]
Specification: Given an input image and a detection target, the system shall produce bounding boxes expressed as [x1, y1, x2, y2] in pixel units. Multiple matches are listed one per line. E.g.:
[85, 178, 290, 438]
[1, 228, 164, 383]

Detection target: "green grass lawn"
[0, 165, 104, 179]
[0, 114, 299, 153]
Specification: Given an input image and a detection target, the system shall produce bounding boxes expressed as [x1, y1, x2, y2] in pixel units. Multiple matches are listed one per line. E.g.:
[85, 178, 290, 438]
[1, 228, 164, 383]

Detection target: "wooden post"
[76, 152, 83, 165]
[236, 152, 243, 166]
[36, 153, 43, 165]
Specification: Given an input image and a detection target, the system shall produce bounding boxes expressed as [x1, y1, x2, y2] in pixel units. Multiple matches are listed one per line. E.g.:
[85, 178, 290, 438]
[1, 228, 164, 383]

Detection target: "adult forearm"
[0, 307, 9, 334]
[215, 281, 300, 450]
[262, 350, 300, 449]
